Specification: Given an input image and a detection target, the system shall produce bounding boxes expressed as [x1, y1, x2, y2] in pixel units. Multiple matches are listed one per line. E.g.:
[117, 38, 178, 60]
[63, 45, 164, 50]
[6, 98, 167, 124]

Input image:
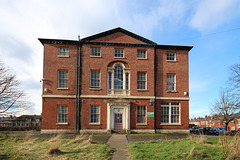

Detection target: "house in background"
[189, 113, 240, 131]
[12, 115, 42, 130]
[39, 27, 193, 134]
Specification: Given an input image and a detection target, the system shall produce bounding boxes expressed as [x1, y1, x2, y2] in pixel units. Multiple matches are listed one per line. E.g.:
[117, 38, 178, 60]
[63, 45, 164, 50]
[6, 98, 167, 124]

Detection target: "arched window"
[108, 62, 130, 95]
[114, 64, 123, 89]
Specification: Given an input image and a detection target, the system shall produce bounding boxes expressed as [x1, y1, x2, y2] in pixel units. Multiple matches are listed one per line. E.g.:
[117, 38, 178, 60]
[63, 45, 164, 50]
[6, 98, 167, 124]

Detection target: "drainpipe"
[75, 36, 81, 134]
[154, 45, 157, 133]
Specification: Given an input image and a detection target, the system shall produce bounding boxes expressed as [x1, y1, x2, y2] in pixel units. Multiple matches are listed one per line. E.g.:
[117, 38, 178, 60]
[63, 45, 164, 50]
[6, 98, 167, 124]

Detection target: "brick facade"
[39, 27, 193, 134]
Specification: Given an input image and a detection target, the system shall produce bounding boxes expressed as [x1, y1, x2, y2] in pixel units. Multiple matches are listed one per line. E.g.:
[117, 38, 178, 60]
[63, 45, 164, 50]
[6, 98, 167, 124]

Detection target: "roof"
[81, 27, 157, 45]
[38, 27, 193, 50]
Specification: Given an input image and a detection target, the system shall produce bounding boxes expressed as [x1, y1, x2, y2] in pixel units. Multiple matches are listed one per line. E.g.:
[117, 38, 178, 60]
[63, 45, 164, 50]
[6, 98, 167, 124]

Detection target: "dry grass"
[219, 133, 240, 160]
[46, 134, 63, 155]
[189, 134, 207, 144]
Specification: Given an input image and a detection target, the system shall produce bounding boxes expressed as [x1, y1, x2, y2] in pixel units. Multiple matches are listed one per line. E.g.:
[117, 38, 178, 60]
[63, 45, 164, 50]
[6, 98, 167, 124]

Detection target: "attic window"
[91, 47, 101, 57]
[58, 48, 69, 57]
[114, 48, 124, 58]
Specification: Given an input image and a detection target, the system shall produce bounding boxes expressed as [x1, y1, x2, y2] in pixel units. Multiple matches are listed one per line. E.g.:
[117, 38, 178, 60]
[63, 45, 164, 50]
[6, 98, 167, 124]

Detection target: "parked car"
[219, 128, 231, 135]
[192, 126, 201, 134]
[209, 127, 231, 135]
[199, 127, 211, 135]
[209, 127, 219, 135]
[189, 128, 193, 133]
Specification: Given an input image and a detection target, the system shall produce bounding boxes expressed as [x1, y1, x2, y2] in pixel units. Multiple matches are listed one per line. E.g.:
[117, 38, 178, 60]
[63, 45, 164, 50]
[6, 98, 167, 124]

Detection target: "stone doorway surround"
[106, 98, 130, 133]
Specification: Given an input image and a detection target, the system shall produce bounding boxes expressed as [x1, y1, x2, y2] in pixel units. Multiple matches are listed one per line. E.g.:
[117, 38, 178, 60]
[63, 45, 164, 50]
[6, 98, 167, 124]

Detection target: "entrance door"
[114, 113, 123, 130]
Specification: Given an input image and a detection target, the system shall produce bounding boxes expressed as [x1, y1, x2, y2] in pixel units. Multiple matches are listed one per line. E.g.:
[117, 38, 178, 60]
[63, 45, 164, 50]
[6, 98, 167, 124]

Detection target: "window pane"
[137, 50, 146, 58]
[108, 72, 112, 89]
[90, 105, 100, 123]
[137, 105, 146, 123]
[90, 70, 100, 88]
[58, 70, 68, 88]
[167, 74, 175, 91]
[59, 48, 69, 56]
[167, 52, 175, 60]
[114, 65, 123, 89]
[125, 73, 129, 90]
[161, 104, 169, 123]
[114, 49, 124, 57]
[57, 105, 68, 123]
[137, 72, 146, 89]
[91, 48, 101, 57]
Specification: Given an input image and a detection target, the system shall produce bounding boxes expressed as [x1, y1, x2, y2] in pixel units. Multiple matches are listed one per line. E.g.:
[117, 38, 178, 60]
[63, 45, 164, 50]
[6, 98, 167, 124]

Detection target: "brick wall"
[42, 98, 75, 130]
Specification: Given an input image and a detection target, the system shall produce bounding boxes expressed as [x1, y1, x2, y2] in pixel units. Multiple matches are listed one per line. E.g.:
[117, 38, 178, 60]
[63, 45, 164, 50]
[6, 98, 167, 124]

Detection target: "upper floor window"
[137, 105, 146, 124]
[114, 64, 123, 89]
[91, 47, 101, 57]
[167, 73, 176, 91]
[167, 52, 176, 61]
[57, 104, 68, 123]
[114, 48, 124, 58]
[90, 105, 100, 124]
[137, 72, 146, 89]
[90, 70, 100, 88]
[161, 102, 180, 124]
[137, 50, 146, 59]
[58, 48, 69, 57]
[108, 62, 130, 95]
[58, 70, 68, 88]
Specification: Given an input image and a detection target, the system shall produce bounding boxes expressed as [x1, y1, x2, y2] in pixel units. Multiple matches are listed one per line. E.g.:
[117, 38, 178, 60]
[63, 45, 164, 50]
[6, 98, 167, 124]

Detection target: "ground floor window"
[57, 104, 68, 123]
[161, 102, 180, 124]
[137, 105, 146, 123]
[90, 105, 100, 124]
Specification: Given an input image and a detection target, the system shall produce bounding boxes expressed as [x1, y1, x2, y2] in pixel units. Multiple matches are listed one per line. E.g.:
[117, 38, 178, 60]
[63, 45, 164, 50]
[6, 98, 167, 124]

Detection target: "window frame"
[90, 105, 100, 125]
[114, 48, 124, 58]
[161, 102, 180, 125]
[107, 62, 130, 94]
[57, 104, 68, 124]
[137, 72, 147, 90]
[167, 52, 176, 61]
[90, 70, 101, 89]
[90, 47, 101, 57]
[137, 105, 147, 124]
[167, 73, 176, 91]
[58, 47, 69, 57]
[58, 70, 68, 89]
[137, 49, 147, 59]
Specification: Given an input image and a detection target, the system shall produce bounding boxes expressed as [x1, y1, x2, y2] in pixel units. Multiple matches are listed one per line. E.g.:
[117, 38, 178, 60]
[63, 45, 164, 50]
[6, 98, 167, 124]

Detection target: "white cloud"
[189, 0, 240, 32]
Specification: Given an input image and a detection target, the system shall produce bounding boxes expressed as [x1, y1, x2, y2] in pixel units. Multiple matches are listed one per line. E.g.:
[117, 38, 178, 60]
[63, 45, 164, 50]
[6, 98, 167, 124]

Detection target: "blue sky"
[0, 0, 240, 118]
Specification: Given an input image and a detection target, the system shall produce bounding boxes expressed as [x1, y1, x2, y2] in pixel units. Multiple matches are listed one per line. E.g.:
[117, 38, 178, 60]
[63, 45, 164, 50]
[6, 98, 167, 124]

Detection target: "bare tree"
[0, 61, 32, 116]
[210, 89, 240, 130]
[229, 62, 240, 95]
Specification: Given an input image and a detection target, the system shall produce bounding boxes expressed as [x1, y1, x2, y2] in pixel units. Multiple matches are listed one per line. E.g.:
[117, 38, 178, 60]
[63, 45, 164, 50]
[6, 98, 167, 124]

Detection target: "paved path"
[107, 134, 130, 160]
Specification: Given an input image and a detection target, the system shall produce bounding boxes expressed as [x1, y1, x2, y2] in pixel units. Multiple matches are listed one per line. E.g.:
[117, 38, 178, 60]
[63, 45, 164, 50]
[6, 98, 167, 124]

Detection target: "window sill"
[137, 58, 147, 60]
[114, 57, 125, 59]
[166, 90, 178, 93]
[57, 88, 69, 90]
[58, 55, 70, 58]
[90, 56, 102, 58]
[89, 123, 101, 125]
[137, 89, 149, 92]
[56, 123, 68, 125]
[166, 60, 177, 63]
[137, 123, 148, 126]
[160, 123, 182, 126]
[90, 88, 101, 91]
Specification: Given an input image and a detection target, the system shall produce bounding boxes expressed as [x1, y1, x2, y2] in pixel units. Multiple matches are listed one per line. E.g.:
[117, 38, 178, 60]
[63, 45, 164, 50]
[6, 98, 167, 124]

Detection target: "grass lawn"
[0, 133, 114, 160]
[0, 131, 40, 134]
[129, 135, 240, 160]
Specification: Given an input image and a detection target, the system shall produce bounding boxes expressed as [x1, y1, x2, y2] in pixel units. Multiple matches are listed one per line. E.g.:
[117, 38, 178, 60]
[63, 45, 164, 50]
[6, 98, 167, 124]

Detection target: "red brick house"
[39, 27, 193, 134]
[190, 113, 240, 131]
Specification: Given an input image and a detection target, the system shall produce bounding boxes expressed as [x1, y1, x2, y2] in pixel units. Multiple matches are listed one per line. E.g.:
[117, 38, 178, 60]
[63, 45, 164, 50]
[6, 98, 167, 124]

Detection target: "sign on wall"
[147, 112, 154, 117]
